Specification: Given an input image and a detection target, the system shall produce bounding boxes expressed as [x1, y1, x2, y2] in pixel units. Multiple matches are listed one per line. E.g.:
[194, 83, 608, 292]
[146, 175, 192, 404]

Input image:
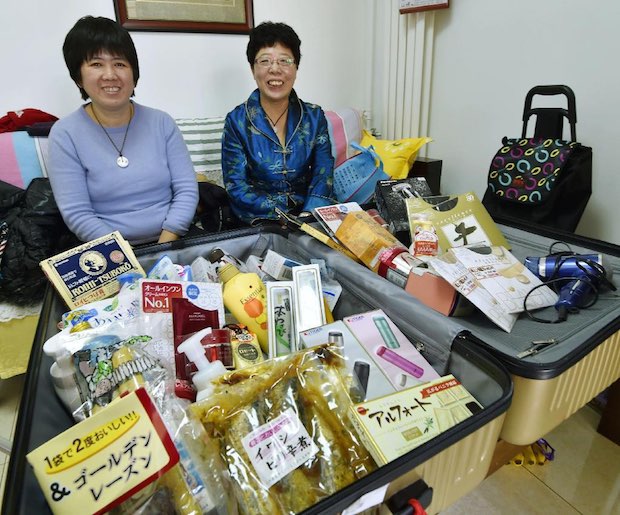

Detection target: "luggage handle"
[386, 479, 433, 514]
[522, 85, 577, 141]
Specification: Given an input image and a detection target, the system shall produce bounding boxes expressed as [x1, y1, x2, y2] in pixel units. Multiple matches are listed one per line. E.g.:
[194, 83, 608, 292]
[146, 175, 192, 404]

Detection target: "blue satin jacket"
[222, 89, 334, 224]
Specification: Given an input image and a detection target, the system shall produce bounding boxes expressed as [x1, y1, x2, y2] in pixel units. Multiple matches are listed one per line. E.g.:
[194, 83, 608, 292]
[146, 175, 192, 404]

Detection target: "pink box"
[343, 309, 439, 389]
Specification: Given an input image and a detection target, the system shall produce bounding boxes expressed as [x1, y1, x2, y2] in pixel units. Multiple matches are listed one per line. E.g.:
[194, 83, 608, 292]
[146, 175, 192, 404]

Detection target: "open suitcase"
[316, 217, 620, 447]
[3, 226, 512, 515]
[482, 85, 593, 233]
[463, 220, 620, 445]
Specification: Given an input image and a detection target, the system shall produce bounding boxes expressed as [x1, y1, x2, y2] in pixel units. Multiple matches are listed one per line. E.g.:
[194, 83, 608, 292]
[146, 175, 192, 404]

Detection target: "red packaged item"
[172, 297, 219, 401]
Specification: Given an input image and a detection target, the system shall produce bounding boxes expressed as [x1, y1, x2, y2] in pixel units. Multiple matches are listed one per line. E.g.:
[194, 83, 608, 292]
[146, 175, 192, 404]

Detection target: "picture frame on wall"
[399, 0, 449, 15]
[113, 0, 254, 34]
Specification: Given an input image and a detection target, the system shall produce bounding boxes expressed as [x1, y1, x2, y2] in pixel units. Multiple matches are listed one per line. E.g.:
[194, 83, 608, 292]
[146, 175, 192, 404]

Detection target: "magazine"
[429, 245, 558, 332]
[312, 202, 363, 237]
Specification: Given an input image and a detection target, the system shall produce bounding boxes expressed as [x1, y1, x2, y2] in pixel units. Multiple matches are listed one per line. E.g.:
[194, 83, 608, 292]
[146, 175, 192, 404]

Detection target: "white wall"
[3, 0, 619, 246]
[0, 0, 373, 119]
[430, 0, 620, 244]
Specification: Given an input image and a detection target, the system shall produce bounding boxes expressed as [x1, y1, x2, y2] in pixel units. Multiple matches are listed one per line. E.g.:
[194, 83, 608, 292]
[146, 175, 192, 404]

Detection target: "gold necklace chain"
[91, 103, 134, 168]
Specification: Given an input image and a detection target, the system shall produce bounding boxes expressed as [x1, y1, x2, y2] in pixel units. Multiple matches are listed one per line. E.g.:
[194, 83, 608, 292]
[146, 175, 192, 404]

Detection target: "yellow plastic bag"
[360, 130, 432, 180]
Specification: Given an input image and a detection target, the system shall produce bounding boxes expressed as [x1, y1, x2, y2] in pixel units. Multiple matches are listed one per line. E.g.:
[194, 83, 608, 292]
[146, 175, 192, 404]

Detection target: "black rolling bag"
[482, 85, 592, 232]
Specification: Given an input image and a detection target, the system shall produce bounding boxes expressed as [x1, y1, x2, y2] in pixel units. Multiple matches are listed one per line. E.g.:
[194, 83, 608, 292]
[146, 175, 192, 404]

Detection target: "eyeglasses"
[254, 57, 296, 68]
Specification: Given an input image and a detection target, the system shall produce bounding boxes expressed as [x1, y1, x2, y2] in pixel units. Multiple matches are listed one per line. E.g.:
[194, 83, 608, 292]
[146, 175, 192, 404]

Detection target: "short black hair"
[63, 16, 140, 100]
[246, 21, 301, 69]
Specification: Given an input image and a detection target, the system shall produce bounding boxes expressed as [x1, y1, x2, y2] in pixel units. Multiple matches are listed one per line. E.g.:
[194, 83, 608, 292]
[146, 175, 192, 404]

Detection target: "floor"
[0, 376, 618, 514]
[443, 404, 620, 515]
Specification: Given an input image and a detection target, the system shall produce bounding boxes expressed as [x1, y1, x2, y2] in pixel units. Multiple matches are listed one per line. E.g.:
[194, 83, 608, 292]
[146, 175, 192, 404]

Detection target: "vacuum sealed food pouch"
[190, 344, 377, 515]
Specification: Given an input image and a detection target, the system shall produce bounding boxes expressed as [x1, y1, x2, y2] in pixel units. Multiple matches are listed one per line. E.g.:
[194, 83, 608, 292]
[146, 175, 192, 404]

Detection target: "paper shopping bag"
[405, 192, 510, 252]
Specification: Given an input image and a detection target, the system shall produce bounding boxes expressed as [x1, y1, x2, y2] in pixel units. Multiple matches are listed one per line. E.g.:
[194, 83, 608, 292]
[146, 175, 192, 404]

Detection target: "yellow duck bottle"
[218, 263, 269, 353]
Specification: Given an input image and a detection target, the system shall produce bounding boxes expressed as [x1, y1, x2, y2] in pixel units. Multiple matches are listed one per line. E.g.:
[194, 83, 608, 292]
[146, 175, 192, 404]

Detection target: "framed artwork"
[113, 0, 254, 34]
[399, 0, 449, 14]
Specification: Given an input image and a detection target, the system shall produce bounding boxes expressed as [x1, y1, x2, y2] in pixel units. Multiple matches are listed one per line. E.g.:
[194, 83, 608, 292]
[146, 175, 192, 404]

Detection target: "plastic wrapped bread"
[190, 344, 376, 515]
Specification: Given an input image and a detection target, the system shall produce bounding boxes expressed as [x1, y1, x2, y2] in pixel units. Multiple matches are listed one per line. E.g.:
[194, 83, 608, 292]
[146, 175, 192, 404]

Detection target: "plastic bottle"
[177, 327, 227, 402]
[411, 212, 439, 260]
[217, 263, 269, 353]
[50, 353, 84, 417]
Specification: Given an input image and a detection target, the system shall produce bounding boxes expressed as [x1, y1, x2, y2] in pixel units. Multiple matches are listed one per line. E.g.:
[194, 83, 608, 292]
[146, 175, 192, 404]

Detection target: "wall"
[0, 0, 373, 119]
[3, 0, 619, 246]
[430, 0, 620, 244]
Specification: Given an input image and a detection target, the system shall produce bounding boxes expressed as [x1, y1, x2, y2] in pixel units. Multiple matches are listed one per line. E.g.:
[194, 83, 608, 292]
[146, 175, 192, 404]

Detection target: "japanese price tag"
[27, 388, 178, 515]
[241, 407, 318, 488]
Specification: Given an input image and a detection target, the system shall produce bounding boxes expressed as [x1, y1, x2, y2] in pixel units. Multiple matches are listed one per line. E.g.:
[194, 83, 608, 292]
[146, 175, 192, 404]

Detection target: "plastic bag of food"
[190, 344, 377, 514]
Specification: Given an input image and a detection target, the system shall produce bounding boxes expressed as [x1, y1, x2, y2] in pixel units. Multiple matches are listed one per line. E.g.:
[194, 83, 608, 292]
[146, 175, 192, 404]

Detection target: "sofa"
[0, 107, 366, 191]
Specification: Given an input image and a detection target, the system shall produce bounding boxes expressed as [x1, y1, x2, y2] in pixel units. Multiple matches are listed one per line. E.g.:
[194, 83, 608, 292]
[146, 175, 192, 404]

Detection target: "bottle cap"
[208, 248, 225, 264]
[218, 263, 240, 283]
[193, 361, 227, 401]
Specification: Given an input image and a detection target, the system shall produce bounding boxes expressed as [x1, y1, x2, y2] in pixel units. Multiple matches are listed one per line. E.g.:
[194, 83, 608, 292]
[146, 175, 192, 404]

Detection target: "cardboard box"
[349, 374, 482, 465]
[335, 211, 408, 274]
[343, 310, 439, 390]
[39, 231, 144, 309]
[375, 177, 434, 246]
[299, 321, 396, 401]
[405, 269, 473, 317]
[261, 249, 303, 281]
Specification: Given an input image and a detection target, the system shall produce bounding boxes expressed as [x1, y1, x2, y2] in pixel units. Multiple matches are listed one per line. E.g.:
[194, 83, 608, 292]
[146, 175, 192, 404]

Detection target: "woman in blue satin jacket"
[222, 21, 334, 225]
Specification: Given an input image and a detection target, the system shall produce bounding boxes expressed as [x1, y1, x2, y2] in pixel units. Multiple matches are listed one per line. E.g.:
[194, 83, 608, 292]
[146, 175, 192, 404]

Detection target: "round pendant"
[117, 155, 129, 168]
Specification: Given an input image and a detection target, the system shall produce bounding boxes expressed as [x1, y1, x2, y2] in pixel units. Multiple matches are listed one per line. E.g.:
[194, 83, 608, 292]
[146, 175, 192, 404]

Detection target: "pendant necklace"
[265, 105, 288, 134]
[91, 103, 133, 168]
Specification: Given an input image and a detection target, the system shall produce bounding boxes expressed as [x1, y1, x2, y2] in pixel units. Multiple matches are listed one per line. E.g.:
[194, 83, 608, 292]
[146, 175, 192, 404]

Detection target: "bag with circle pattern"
[482, 136, 592, 233]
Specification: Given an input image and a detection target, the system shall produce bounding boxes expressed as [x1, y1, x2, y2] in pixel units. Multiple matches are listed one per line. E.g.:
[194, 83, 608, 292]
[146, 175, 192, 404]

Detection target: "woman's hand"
[157, 229, 180, 243]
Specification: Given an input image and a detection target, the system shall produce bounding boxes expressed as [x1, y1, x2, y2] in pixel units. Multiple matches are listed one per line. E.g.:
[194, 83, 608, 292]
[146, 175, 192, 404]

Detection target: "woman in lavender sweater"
[48, 16, 198, 245]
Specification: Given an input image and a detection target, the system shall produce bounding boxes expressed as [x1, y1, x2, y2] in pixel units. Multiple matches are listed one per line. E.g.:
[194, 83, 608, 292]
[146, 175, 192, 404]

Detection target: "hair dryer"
[524, 253, 615, 320]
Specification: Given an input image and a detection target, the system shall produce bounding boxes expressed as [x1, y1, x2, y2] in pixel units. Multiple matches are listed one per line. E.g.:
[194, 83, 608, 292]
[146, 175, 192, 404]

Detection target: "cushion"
[176, 117, 226, 186]
[176, 109, 364, 188]
[360, 130, 432, 180]
[324, 108, 363, 167]
[0, 131, 49, 188]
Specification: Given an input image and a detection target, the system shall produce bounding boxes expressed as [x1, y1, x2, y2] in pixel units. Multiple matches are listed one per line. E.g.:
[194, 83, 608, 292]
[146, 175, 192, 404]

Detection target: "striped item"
[0, 132, 48, 188]
[176, 117, 226, 186]
[0, 221, 7, 276]
[325, 108, 364, 167]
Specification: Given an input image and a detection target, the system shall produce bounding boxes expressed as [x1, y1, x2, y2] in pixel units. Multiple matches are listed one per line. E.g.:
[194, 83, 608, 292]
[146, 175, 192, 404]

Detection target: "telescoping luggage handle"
[522, 85, 577, 141]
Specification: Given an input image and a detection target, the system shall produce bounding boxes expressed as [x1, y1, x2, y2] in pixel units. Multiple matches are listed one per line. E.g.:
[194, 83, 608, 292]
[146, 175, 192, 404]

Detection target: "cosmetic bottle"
[217, 263, 269, 353]
[177, 328, 227, 402]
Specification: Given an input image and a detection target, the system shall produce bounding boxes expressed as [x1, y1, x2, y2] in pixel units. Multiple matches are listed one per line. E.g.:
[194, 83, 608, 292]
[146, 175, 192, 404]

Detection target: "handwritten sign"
[241, 408, 318, 488]
[27, 389, 178, 515]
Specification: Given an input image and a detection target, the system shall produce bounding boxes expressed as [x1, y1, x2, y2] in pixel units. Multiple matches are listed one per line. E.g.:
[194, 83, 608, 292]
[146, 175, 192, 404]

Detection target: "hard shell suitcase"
[315, 217, 620, 447]
[3, 226, 512, 515]
[460, 219, 620, 445]
[482, 85, 593, 233]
